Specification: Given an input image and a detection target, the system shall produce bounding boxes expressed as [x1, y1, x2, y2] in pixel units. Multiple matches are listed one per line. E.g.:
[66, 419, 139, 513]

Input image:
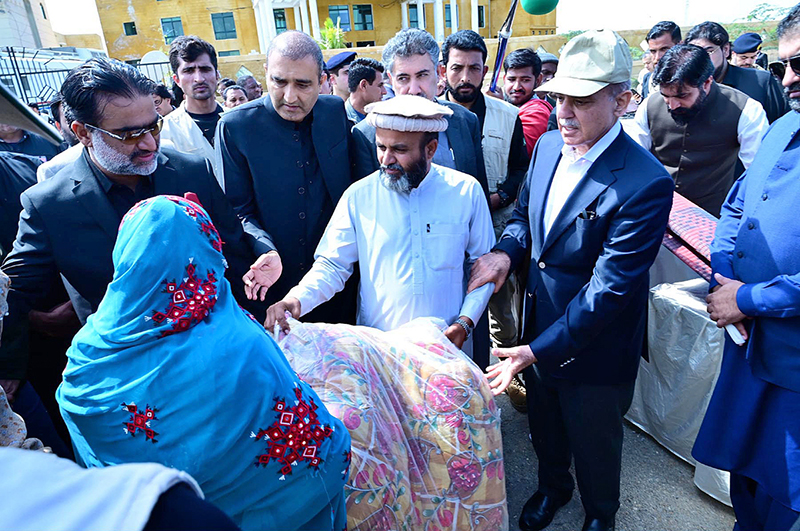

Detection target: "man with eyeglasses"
[630, 44, 767, 216]
[692, 6, 800, 530]
[686, 21, 789, 123]
[0, 58, 276, 408]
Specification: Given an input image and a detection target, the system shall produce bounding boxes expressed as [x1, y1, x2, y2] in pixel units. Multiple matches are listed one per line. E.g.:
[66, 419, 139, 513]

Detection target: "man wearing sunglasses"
[692, 6, 800, 531]
[0, 58, 277, 407]
[686, 21, 789, 123]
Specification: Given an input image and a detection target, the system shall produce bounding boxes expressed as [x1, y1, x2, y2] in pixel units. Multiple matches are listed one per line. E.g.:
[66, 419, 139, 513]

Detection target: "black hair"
[686, 21, 730, 48]
[153, 84, 174, 102]
[652, 44, 714, 88]
[236, 75, 256, 86]
[218, 77, 236, 88]
[60, 57, 157, 125]
[171, 80, 184, 105]
[169, 35, 218, 74]
[777, 4, 800, 40]
[347, 57, 385, 93]
[50, 94, 63, 122]
[222, 84, 246, 100]
[647, 21, 681, 44]
[442, 29, 488, 66]
[502, 48, 542, 76]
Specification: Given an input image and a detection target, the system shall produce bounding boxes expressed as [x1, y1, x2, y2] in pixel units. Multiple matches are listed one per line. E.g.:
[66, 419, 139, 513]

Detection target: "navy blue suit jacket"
[495, 128, 673, 383]
[711, 110, 800, 392]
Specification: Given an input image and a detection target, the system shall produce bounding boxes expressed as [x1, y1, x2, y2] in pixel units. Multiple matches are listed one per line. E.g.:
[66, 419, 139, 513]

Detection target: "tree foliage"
[318, 18, 348, 50]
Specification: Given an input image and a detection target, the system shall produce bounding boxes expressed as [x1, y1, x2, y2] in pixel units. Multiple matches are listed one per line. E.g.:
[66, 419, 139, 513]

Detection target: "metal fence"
[0, 47, 173, 111]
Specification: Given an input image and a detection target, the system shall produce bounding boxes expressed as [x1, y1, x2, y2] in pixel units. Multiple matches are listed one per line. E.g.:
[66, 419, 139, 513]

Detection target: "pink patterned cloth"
[663, 192, 718, 280]
[280, 318, 508, 531]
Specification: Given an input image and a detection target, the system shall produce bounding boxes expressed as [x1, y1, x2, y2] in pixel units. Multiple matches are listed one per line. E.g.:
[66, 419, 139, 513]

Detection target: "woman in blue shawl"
[57, 195, 351, 531]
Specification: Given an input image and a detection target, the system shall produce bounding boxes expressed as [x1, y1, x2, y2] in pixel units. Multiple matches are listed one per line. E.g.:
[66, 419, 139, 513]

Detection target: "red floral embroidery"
[121, 402, 159, 443]
[149, 262, 218, 337]
[252, 387, 334, 478]
[180, 200, 224, 252]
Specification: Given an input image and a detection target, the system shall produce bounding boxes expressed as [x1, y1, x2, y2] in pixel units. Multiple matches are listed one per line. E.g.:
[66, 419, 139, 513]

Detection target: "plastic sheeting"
[626, 279, 732, 505]
[279, 318, 508, 531]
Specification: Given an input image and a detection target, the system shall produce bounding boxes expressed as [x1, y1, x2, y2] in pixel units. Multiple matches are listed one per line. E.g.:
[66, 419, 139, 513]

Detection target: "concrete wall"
[54, 32, 105, 50]
[0, 0, 58, 48]
[96, 0, 261, 62]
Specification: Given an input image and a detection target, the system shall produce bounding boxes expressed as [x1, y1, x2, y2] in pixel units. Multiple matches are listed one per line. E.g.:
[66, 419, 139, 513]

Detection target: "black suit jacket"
[351, 98, 490, 199]
[215, 95, 355, 309]
[0, 147, 271, 379]
[0, 152, 40, 258]
[723, 64, 790, 123]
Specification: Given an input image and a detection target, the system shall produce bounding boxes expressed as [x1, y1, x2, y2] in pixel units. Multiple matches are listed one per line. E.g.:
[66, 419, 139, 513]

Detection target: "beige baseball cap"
[537, 29, 633, 98]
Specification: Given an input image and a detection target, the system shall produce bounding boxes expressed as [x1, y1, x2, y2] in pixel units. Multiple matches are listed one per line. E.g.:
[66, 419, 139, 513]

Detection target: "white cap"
[365, 94, 453, 132]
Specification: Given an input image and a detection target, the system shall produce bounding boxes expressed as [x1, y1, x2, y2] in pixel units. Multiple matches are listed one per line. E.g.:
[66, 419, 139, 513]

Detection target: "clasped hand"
[706, 273, 749, 341]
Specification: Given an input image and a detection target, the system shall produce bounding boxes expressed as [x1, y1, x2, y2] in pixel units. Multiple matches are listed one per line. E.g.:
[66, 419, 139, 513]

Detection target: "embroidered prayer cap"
[537, 29, 632, 98]
[365, 95, 453, 132]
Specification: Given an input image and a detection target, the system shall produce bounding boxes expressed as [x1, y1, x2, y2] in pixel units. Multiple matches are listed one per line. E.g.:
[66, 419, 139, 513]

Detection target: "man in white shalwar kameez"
[265, 95, 495, 355]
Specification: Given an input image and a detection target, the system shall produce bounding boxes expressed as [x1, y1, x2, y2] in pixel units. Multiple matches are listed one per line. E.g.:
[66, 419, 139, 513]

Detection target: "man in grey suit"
[0, 58, 274, 404]
[351, 29, 489, 199]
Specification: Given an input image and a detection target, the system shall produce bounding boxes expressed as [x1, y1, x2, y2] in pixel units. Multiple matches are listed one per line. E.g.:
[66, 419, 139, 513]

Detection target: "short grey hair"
[382, 29, 439, 75]
[266, 30, 324, 78]
[603, 80, 631, 99]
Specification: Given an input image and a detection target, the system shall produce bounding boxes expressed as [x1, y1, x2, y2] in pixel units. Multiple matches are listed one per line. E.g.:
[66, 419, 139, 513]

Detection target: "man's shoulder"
[353, 117, 376, 140]
[440, 98, 479, 125]
[484, 94, 520, 117]
[519, 97, 553, 116]
[315, 94, 348, 116]
[615, 129, 671, 182]
[159, 146, 212, 171]
[433, 164, 483, 193]
[218, 97, 267, 126]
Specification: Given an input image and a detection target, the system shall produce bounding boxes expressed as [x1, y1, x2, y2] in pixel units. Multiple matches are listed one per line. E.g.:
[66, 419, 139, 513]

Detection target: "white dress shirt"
[543, 121, 621, 236]
[625, 92, 768, 169]
[287, 164, 495, 335]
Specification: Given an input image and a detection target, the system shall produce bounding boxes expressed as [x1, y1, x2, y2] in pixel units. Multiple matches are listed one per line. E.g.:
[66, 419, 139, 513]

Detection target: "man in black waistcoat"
[631, 45, 768, 216]
[686, 21, 790, 123]
[215, 31, 357, 324]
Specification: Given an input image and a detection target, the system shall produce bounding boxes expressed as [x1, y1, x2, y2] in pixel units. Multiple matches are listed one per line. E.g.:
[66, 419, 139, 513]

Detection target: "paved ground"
[497, 392, 735, 531]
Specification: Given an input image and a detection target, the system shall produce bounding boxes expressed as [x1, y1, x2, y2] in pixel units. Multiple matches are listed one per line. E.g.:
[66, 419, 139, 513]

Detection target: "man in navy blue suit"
[468, 31, 673, 531]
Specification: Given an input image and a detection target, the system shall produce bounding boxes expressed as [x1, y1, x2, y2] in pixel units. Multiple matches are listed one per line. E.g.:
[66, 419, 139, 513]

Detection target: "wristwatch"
[454, 317, 474, 338]
[496, 189, 511, 207]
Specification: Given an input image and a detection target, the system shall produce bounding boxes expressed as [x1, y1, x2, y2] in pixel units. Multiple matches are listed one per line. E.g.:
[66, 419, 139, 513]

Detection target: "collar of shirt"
[560, 120, 621, 165]
[0, 131, 29, 144]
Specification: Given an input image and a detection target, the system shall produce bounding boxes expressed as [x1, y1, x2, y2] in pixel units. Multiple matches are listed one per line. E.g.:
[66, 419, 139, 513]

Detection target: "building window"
[408, 4, 424, 28]
[328, 5, 351, 31]
[445, 4, 458, 28]
[40, 3, 46, 19]
[356, 40, 375, 47]
[219, 50, 240, 56]
[274, 9, 287, 33]
[352, 5, 373, 31]
[125, 59, 141, 66]
[478, 5, 485, 28]
[211, 12, 237, 40]
[123, 21, 137, 36]
[161, 16, 183, 44]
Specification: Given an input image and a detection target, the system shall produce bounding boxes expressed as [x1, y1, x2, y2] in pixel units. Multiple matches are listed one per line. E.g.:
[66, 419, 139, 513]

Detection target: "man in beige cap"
[265, 95, 495, 354]
[468, 30, 674, 531]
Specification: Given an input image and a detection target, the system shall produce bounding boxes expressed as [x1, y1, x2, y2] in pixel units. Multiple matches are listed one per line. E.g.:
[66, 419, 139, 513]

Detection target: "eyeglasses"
[84, 116, 163, 144]
[770, 53, 800, 79]
[701, 45, 721, 57]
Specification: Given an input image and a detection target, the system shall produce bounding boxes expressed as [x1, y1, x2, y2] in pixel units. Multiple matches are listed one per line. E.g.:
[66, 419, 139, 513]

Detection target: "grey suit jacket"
[0, 147, 270, 379]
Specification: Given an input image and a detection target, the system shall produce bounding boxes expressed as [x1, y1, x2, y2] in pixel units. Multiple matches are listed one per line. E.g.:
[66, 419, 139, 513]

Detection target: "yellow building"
[95, 0, 554, 62]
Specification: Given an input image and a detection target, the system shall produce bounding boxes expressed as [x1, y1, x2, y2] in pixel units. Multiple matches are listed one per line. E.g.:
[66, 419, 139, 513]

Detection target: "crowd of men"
[2, 9, 800, 531]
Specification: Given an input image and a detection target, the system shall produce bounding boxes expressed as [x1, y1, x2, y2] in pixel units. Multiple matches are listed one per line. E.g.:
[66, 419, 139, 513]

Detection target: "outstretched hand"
[484, 345, 536, 396]
[244, 251, 282, 301]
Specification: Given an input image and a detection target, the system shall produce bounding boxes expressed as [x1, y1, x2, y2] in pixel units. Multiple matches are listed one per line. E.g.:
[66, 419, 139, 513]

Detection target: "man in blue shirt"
[694, 6, 800, 531]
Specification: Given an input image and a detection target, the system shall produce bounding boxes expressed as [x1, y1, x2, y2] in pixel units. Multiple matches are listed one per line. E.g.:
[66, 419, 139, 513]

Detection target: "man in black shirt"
[160, 36, 224, 176]
[0, 124, 60, 161]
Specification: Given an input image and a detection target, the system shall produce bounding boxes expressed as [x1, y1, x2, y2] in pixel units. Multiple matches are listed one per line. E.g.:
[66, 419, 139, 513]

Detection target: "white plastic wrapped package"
[625, 279, 731, 505]
[279, 318, 508, 531]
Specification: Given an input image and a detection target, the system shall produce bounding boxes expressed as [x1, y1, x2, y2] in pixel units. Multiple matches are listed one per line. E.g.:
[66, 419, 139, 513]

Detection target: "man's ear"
[425, 137, 438, 160]
[535, 73, 543, 89]
[172, 73, 180, 88]
[438, 62, 446, 78]
[702, 75, 714, 93]
[482, 65, 489, 78]
[72, 122, 92, 148]
[360, 79, 369, 91]
[613, 90, 632, 117]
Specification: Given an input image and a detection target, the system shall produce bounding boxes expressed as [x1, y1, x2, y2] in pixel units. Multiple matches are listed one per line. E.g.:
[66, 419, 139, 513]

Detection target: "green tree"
[746, 3, 790, 21]
[318, 18, 348, 50]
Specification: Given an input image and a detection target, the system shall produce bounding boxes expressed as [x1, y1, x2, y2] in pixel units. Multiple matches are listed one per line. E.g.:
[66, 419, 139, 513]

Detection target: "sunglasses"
[770, 53, 800, 79]
[85, 116, 163, 145]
